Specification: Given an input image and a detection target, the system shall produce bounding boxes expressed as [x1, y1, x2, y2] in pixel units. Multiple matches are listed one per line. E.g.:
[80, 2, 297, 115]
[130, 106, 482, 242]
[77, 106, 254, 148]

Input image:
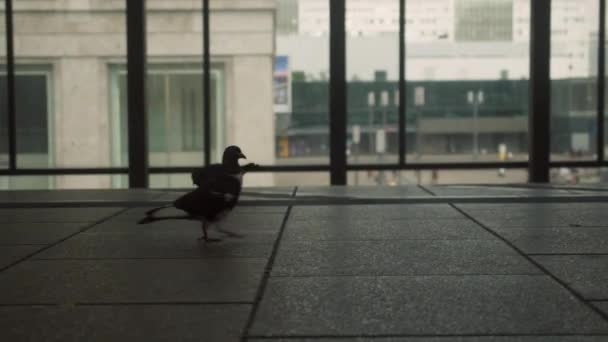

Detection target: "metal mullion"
[5, 0, 15, 171]
[598, 0, 606, 163]
[203, 0, 211, 166]
[528, 0, 551, 182]
[399, 0, 406, 166]
[329, 0, 346, 185]
[126, 0, 148, 188]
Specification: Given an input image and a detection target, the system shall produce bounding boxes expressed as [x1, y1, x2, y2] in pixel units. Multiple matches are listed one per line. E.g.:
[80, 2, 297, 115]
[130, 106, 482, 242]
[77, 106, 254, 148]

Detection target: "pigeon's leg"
[197, 220, 222, 242]
[215, 223, 244, 238]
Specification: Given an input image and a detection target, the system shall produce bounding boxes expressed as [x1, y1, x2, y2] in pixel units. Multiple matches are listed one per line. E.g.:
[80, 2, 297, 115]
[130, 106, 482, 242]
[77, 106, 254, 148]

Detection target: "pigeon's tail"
[137, 215, 193, 224]
[137, 216, 156, 224]
[145, 204, 173, 217]
[137, 204, 181, 224]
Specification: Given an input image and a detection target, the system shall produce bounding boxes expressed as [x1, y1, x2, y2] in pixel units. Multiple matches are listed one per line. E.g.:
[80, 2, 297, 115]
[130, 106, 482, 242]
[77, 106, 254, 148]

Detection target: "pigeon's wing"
[173, 186, 219, 216]
[191, 164, 225, 187]
[174, 176, 242, 217]
[208, 175, 242, 206]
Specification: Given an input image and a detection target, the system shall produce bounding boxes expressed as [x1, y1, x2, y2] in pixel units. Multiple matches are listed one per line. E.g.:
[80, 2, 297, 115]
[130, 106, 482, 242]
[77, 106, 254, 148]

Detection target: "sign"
[273, 56, 290, 112]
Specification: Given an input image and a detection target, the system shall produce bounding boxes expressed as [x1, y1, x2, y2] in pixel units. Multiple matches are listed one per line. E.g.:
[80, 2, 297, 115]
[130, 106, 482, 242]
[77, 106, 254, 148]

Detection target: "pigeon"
[191, 145, 259, 188]
[137, 145, 258, 242]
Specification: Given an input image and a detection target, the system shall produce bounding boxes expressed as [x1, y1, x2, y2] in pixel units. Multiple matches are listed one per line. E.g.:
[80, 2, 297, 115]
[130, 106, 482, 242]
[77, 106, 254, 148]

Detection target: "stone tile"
[92, 214, 283, 240]
[232, 205, 289, 214]
[240, 186, 295, 201]
[457, 203, 608, 212]
[0, 207, 124, 223]
[37, 232, 274, 259]
[0, 222, 86, 245]
[533, 255, 608, 300]
[0, 304, 249, 342]
[159, 188, 294, 203]
[249, 337, 608, 341]
[463, 210, 608, 229]
[0, 259, 264, 304]
[459, 204, 608, 219]
[594, 301, 608, 316]
[426, 185, 571, 197]
[0, 246, 42, 268]
[493, 227, 608, 254]
[296, 185, 431, 198]
[115, 206, 287, 221]
[290, 205, 464, 221]
[251, 276, 608, 336]
[272, 240, 539, 276]
[282, 218, 493, 241]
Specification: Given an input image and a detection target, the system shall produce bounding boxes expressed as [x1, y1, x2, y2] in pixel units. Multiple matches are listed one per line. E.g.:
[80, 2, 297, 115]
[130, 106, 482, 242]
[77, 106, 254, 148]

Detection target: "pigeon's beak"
[238, 152, 247, 159]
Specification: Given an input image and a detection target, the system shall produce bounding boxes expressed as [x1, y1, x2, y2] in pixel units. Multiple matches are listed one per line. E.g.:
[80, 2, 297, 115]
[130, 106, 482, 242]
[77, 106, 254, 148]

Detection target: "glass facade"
[0, 0, 606, 188]
[346, 0, 399, 165]
[273, 0, 330, 168]
[550, 0, 598, 161]
[10, 0, 126, 189]
[405, 0, 530, 165]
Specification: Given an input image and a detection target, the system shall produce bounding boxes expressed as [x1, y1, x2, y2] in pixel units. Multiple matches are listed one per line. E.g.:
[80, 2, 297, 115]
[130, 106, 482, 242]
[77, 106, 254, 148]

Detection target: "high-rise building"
[455, 0, 513, 41]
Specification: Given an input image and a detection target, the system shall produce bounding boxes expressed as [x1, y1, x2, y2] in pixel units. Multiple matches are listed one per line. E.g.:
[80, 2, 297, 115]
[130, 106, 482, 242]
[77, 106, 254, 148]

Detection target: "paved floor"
[0, 185, 607, 341]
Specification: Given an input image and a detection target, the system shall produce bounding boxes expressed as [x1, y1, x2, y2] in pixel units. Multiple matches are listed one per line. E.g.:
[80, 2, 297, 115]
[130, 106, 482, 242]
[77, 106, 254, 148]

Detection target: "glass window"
[551, 0, 598, 161]
[211, 0, 330, 187]
[347, 0, 399, 165]
[109, 64, 222, 166]
[12, 0, 126, 189]
[406, 0, 529, 165]
[145, 2, 220, 167]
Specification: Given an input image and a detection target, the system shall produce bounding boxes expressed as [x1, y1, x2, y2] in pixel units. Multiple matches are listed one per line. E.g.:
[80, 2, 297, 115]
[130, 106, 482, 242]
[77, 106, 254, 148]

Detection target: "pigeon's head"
[222, 145, 246, 166]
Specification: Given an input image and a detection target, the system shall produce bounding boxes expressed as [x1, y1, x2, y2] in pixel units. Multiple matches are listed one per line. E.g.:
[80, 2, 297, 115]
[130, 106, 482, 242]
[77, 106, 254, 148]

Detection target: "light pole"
[377, 90, 389, 185]
[394, 88, 401, 185]
[367, 91, 375, 157]
[467, 89, 484, 160]
[352, 124, 360, 185]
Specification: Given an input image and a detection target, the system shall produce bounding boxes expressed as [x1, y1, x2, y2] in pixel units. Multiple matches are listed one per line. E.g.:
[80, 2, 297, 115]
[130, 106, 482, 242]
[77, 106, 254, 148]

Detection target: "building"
[0, 0, 277, 189]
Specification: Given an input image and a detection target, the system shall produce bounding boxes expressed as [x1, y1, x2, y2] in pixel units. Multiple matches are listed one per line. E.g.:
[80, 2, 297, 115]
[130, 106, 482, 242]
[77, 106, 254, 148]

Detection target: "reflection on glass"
[0, 2, 6, 170]
[346, 0, 399, 165]
[551, 0, 598, 161]
[109, 65, 221, 188]
[348, 169, 528, 186]
[206, 0, 330, 186]
[274, 0, 330, 168]
[406, 0, 530, 164]
[11, 0, 126, 189]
